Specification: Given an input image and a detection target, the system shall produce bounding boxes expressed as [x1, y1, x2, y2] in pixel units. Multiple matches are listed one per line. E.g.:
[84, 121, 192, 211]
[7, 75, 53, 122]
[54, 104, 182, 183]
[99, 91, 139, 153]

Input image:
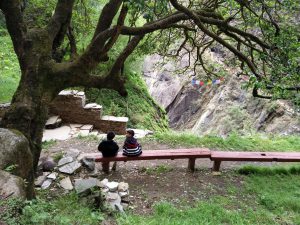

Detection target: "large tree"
[0, 0, 298, 198]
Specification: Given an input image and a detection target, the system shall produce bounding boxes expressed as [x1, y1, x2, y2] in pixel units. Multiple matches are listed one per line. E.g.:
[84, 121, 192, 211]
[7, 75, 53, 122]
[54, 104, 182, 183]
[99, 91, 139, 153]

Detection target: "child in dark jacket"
[98, 131, 119, 172]
[98, 131, 119, 157]
[123, 130, 142, 156]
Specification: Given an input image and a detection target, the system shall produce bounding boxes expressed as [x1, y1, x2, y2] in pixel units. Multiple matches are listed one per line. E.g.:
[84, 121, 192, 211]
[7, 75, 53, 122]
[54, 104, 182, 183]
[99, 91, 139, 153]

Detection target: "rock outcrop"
[0, 128, 33, 198]
[0, 128, 33, 180]
[143, 54, 300, 136]
[0, 170, 26, 198]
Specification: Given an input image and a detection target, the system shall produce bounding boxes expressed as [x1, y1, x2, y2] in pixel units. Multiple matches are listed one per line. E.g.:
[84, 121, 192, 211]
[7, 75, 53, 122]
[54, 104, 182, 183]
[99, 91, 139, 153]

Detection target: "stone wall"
[49, 90, 128, 134]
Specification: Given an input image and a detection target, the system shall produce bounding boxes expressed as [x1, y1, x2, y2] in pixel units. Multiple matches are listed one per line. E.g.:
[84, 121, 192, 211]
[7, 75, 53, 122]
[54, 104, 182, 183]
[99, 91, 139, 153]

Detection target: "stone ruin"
[49, 90, 128, 135]
[0, 90, 129, 136]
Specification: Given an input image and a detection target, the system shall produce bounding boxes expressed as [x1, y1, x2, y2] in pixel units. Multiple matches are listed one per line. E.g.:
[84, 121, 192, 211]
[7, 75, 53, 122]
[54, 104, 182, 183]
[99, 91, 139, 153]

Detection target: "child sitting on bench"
[98, 131, 119, 171]
[123, 130, 142, 156]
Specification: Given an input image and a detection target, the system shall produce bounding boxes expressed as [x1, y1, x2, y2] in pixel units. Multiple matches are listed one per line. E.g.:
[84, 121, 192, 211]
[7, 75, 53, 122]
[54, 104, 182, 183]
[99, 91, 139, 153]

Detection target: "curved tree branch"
[170, 0, 261, 79]
[92, 0, 122, 40]
[46, 0, 75, 43]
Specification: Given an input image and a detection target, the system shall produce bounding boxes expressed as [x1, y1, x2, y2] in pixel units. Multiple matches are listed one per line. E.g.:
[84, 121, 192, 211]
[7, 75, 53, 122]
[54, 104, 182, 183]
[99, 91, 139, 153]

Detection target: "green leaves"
[126, 0, 169, 24]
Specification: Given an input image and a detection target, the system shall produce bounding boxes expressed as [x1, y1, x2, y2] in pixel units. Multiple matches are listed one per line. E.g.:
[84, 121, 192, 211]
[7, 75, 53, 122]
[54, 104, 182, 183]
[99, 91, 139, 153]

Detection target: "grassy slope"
[85, 59, 169, 132]
[0, 33, 20, 103]
[0, 192, 104, 225]
[148, 131, 300, 151]
[118, 173, 300, 225]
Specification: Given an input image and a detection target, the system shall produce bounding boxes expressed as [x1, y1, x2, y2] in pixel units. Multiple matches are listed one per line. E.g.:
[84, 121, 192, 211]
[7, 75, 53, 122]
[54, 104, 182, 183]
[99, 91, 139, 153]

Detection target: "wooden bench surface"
[211, 151, 300, 162]
[84, 148, 211, 162]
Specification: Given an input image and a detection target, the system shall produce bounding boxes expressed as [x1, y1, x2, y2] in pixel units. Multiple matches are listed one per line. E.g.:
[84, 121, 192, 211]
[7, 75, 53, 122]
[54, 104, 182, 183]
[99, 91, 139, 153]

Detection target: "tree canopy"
[1, 0, 299, 99]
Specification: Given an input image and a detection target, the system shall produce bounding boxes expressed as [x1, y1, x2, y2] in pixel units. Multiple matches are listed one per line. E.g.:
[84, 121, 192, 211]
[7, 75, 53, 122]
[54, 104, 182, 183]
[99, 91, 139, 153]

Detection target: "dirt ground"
[43, 136, 284, 215]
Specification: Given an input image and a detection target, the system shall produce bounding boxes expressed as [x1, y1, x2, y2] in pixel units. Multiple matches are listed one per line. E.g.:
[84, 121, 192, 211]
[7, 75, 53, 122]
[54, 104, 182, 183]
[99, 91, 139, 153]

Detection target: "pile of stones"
[75, 178, 129, 212]
[36, 151, 129, 212]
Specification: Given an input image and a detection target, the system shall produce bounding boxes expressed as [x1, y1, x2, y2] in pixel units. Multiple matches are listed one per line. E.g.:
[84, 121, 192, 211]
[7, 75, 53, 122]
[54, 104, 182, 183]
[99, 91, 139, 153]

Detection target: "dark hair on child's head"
[126, 130, 134, 137]
[107, 131, 115, 140]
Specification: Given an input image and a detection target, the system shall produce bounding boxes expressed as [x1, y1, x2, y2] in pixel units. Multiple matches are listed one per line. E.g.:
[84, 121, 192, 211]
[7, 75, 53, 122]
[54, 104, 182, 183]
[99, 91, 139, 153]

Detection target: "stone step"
[49, 90, 128, 134]
[45, 115, 62, 129]
[84, 103, 102, 110]
[80, 124, 94, 131]
[101, 116, 129, 123]
[93, 116, 129, 134]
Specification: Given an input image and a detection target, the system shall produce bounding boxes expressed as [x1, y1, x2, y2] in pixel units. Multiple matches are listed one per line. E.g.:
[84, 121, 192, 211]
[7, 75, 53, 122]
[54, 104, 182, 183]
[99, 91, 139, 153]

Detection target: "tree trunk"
[0, 33, 56, 197]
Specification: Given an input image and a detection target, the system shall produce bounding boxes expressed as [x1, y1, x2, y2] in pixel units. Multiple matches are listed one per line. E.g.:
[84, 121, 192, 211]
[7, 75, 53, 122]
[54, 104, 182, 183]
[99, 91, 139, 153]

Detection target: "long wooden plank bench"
[83, 148, 211, 172]
[211, 151, 300, 171]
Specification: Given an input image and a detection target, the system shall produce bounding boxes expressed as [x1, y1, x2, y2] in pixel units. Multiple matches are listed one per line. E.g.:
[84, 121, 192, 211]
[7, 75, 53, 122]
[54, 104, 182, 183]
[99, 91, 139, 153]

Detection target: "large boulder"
[0, 128, 33, 179]
[0, 170, 26, 198]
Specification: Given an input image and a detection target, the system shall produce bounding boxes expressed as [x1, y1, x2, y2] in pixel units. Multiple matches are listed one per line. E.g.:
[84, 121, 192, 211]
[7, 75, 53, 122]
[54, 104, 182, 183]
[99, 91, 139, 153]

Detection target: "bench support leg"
[102, 162, 110, 174]
[111, 162, 117, 171]
[188, 158, 196, 172]
[212, 161, 221, 172]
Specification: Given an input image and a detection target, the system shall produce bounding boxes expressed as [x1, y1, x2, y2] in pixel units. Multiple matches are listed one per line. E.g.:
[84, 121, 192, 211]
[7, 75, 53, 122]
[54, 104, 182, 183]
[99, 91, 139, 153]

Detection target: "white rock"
[84, 103, 102, 109]
[106, 193, 124, 212]
[42, 126, 71, 141]
[58, 156, 74, 167]
[106, 192, 119, 201]
[99, 178, 108, 188]
[60, 177, 73, 190]
[118, 182, 129, 192]
[47, 172, 57, 180]
[45, 116, 60, 127]
[66, 148, 80, 159]
[34, 173, 49, 187]
[59, 161, 81, 174]
[74, 178, 98, 194]
[119, 191, 128, 198]
[80, 124, 93, 131]
[41, 179, 53, 189]
[106, 181, 119, 192]
[59, 90, 72, 95]
[89, 131, 98, 136]
[102, 188, 109, 193]
[76, 91, 85, 96]
[101, 116, 128, 122]
[78, 130, 90, 136]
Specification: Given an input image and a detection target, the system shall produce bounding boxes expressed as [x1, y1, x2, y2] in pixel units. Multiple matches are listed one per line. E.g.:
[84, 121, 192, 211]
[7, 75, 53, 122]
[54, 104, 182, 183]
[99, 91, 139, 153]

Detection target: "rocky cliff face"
[143, 54, 300, 136]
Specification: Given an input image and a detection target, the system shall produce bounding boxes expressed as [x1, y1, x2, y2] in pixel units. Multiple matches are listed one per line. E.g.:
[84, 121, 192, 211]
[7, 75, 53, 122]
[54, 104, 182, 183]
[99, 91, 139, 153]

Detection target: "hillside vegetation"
[0, 31, 20, 103]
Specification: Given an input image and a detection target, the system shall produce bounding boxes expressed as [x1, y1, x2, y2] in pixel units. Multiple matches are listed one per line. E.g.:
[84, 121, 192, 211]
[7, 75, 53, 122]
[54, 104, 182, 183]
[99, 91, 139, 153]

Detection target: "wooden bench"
[83, 148, 211, 172]
[211, 151, 300, 171]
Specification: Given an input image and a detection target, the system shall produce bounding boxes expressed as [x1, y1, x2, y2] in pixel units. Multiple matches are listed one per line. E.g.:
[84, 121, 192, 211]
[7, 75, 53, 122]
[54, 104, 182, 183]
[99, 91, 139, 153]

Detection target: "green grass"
[20, 192, 104, 225]
[140, 165, 173, 175]
[238, 164, 300, 175]
[0, 197, 24, 225]
[149, 131, 300, 151]
[118, 171, 300, 225]
[41, 140, 57, 150]
[0, 33, 20, 103]
[118, 200, 275, 225]
[86, 69, 169, 132]
[245, 174, 300, 224]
